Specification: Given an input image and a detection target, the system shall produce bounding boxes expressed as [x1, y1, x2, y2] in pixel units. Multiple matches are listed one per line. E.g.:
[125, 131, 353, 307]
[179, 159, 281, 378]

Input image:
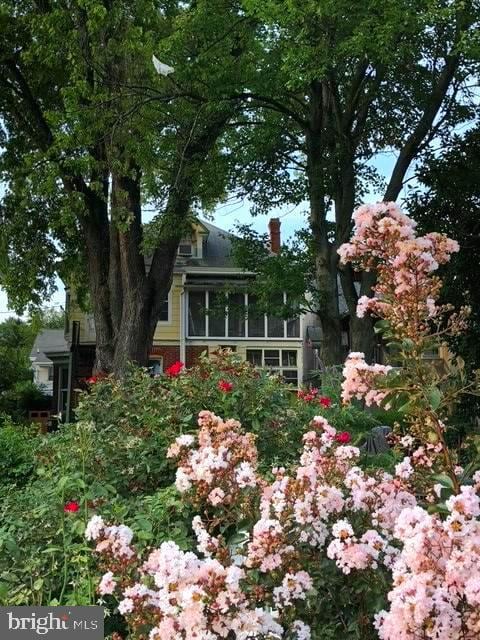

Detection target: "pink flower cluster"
[85, 515, 134, 560]
[166, 411, 260, 508]
[338, 202, 461, 342]
[100, 536, 283, 639]
[341, 352, 392, 406]
[375, 485, 480, 639]
[87, 405, 480, 640]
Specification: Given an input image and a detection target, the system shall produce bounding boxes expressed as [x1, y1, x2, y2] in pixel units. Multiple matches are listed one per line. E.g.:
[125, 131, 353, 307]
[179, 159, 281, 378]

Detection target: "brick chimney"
[268, 218, 281, 254]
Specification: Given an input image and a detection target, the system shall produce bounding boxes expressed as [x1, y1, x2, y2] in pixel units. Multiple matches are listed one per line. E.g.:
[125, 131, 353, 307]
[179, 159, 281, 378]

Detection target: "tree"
[407, 126, 480, 372]
[0, 0, 253, 374]
[227, 0, 479, 364]
[0, 317, 47, 418]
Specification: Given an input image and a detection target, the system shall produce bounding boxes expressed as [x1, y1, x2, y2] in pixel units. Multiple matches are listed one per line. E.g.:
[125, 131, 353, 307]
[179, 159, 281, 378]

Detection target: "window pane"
[286, 317, 300, 337]
[282, 370, 298, 386]
[246, 349, 262, 366]
[267, 316, 284, 337]
[228, 293, 246, 337]
[208, 291, 226, 336]
[188, 291, 206, 336]
[267, 293, 285, 337]
[264, 350, 280, 367]
[178, 237, 194, 256]
[247, 294, 265, 337]
[159, 295, 169, 322]
[282, 350, 297, 367]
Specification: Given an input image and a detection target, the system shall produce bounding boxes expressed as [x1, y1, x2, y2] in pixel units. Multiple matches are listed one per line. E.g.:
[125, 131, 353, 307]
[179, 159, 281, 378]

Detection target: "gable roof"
[30, 329, 68, 364]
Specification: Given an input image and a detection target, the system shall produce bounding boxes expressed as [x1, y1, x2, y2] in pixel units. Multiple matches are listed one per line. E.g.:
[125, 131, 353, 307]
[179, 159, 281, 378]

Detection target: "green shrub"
[0, 415, 37, 486]
[0, 352, 400, 607]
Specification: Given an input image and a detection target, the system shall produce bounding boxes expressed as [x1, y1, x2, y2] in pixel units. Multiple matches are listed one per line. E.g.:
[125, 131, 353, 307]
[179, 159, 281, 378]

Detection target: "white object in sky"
[152, 55, 174, 76]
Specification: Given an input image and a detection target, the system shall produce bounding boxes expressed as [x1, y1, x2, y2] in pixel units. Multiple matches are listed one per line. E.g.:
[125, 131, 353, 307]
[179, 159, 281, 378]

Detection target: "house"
[48, 217, 325, 421]
[30, 329, 68, 396]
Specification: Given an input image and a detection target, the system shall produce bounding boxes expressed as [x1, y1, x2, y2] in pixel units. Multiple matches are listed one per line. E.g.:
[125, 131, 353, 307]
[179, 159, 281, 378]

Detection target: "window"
[178, 236, 197, 257]
[148, 359, 163, 376]
[247, 295, 265, 337]
[267, 292, 284, 337]
[282, 350, 297, 367]
[159, 294, 169, 322]
[246, 349, 299, 386]
[246, 349, 262, 366]
[282, 369, 298, 386]
[48, 366, 54, 381]
[188, 291, 206, 336]
[264, 350, 280, 367]
[287, 317, 300, 338]
[187, 291, 301, 339]
[58, 364, 69, 420]
[228, 293, 246, 337]
[208, 291, 226, 337]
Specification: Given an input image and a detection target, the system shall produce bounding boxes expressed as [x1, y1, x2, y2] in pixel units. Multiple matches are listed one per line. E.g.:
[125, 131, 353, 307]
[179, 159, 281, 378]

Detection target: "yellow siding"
[153, 273, 182, 342]
[68, 292, 95, 344]
[70, 273, 184, 345]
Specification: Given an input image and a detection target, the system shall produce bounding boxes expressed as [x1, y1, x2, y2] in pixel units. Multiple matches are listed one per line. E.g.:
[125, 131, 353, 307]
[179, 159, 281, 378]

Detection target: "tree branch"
[384, 55, 460, 201]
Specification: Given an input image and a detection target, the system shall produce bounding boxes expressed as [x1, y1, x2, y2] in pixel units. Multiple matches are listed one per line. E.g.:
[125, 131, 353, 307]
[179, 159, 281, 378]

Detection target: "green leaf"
[432, 474, 455, 490]
[426, 387, 442, 410]
[33, 578, 44, 591]
[374, 320, 390, 334]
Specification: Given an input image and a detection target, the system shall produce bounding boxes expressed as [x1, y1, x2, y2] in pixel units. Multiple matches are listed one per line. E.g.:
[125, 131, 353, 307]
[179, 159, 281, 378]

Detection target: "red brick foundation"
[150, 345, 181, 369]
[149, 345, 208, 369]
[186, 345, 208, 367]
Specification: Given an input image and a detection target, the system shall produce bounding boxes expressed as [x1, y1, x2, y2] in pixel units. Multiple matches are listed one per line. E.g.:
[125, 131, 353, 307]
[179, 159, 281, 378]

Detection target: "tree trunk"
[307, 81, 343, 365]
[110, 169, 152, 375]
[80, 187, 115, 373]
[90, 108, 234, 377]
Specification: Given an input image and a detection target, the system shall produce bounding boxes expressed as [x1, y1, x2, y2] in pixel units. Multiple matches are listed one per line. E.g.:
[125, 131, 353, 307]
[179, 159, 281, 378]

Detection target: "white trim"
[180, 274, 186, 363]
[183, 267, 255, 275]
[186, 337, 303, 343]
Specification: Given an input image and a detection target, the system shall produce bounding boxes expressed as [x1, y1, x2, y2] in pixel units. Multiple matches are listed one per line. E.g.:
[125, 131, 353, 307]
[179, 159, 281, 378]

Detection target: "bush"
[0, 351, 400, 609]
[0, 415, 36, 486]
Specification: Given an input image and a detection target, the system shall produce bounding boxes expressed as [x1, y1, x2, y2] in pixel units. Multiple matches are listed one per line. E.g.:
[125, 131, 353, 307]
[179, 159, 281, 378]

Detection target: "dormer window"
[178, 237, 197, 257]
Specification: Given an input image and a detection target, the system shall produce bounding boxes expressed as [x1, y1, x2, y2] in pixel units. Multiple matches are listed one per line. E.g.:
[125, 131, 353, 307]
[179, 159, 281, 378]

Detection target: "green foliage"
[0, 352, 399, 609]
[0, 415, 36, 486]
[408, 126, 480, 434]
[0, 0, 255, 315]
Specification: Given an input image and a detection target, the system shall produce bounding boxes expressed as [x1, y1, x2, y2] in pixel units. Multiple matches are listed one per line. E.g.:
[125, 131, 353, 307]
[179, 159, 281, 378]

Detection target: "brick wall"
[186, 345, 207, 367]
[150, 345, 181, 369]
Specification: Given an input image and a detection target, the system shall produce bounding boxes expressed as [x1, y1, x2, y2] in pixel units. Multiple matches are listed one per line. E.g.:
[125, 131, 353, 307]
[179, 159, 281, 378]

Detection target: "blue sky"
[0, 153, 402, 318]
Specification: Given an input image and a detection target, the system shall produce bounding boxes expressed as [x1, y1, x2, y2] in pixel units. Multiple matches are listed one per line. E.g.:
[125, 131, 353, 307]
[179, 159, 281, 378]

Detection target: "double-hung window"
[246, 348, 299, 386]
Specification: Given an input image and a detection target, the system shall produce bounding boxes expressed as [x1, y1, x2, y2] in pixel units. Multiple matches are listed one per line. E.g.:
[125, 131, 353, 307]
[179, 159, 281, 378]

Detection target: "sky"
[0, 153, 401, 319]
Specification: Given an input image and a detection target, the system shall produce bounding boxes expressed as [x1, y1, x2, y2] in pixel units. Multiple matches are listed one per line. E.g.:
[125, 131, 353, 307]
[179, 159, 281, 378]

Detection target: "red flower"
[218, 380, 233, 393]
[298, 387, 319, 402]
[64, 501, 80, 513]
[166, 361, 184, 377]
[319, 396, 332, 408]
[335, 431, 352, 444]
[86, 376, 98, 385]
